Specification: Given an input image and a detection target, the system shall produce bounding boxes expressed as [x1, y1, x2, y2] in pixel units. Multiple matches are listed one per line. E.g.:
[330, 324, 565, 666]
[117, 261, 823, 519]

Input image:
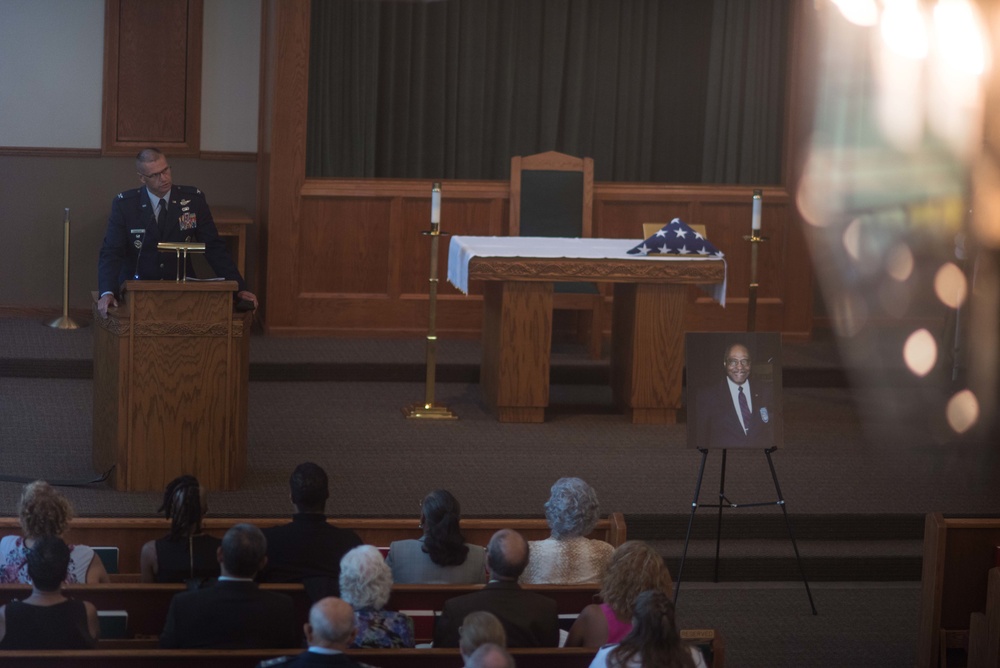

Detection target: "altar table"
[448, 237, 726, 424]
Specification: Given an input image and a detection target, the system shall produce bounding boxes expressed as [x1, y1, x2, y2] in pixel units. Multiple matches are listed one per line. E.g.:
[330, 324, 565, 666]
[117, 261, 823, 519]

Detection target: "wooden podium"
[92, 281, 250, 491]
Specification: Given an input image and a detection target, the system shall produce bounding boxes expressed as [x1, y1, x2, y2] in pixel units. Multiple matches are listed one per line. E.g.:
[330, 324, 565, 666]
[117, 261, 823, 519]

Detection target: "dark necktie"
[157, 198, 168, 237]
[738, 385, 752, 433]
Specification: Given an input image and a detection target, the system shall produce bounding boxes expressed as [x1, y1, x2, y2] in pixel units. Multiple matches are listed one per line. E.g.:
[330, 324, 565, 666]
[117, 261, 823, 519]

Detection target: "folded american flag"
[626, 218, 724, 258]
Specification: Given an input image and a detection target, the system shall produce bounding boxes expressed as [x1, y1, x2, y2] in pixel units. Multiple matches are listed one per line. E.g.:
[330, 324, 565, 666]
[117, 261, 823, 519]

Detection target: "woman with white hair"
[338, 545, 414, 648]
[520, 477, 614, 584]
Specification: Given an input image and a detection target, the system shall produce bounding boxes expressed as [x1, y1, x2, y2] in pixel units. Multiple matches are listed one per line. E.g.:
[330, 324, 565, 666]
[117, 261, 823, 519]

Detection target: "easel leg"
[714, 448, 728, 583]
[765, 447, 818, 615]
[674, 448, 708, 604]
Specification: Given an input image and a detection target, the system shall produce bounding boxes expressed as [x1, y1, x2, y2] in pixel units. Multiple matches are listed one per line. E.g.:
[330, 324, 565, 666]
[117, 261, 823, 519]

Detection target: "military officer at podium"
[97, 147, 257, 318]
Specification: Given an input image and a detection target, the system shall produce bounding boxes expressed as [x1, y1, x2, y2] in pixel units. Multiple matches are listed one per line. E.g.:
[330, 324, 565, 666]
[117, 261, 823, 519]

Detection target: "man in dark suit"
[433, 529, 559, 648]
[159, 523, 299, 649]
[259, 463, 364, 594]
[97, 147, 257, 317]
[696, 342, 775, 450]
[257, 597, 371, 668]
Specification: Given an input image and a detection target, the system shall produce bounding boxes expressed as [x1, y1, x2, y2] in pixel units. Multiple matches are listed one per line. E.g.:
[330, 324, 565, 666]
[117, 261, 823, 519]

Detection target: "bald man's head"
[467, 642, 516, 668]
[306, 596, 356, 648]
[486, 529, 529, 580]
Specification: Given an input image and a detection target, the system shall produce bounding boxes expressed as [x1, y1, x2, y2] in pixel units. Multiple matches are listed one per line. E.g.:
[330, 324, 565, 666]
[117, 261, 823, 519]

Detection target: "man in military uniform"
[97, 147, 257, 317]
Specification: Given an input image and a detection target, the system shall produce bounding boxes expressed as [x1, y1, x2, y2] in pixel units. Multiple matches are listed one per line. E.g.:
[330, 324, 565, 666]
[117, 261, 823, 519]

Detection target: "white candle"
[431, 183, 441, 224]
[751, 189, 762, 231]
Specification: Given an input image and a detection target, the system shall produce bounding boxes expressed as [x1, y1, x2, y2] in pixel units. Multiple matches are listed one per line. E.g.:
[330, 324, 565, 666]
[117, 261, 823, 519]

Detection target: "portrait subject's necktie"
[738, 385, 752, 433]
[157, 198, 168, 237]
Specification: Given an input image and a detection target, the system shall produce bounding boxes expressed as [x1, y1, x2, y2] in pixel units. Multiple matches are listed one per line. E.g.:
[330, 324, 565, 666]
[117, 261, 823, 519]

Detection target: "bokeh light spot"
[885, 243, 914, 281]
[946, 389, 979, 433]
[934, 262, 968, 308]
[903, 329, 937, 376]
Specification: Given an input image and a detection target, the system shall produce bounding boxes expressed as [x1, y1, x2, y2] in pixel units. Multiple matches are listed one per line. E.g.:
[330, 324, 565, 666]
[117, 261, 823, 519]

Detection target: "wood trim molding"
[0, 147, 103, 158]
[199, 151, 258, 162]
[102, 0, 203, 156]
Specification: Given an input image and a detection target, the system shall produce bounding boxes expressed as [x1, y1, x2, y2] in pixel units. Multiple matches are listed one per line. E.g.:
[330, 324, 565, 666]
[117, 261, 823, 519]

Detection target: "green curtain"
[307, 0, 785, 184]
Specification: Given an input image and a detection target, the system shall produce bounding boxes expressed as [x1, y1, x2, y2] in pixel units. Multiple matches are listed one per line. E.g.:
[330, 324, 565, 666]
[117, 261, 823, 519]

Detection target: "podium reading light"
[157, 242, 207, 282]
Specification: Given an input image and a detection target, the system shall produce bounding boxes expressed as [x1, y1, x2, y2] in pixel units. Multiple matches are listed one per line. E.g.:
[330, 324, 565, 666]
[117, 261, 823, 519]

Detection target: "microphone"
[130, 227, 146, 280]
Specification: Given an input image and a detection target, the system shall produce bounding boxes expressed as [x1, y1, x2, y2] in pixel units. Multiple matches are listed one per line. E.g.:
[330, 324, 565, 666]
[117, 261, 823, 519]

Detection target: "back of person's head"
[220, 523, 267, 578]
[600, 541, 675, 619]
[486, 529, 529, 580]
[135, 147, 165, 171]
[18, 480, 73, 539]
[459, 611, 507, 659]
[466, 642, 516, 668]
[422, 489, 469, 567]
[25, 535, 71, 592]
[543, 477, 601, 539]
[611, 589, 694, 668]
[158, 475, 205, 541]
[307, 596, 356, 648]
[339, 544, 393, 610]
[290, 462, 329, 511]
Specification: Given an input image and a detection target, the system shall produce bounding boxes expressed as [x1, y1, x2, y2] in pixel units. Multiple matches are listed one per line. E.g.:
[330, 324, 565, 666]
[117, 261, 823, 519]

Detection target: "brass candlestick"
[404, 182, 457, 420]
[47, 208, 82, 330]
[744, 189, 766, 332]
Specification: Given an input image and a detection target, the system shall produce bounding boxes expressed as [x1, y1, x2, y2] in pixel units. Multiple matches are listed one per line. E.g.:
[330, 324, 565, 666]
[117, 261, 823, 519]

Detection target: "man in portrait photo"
[688, 334, 782, 450]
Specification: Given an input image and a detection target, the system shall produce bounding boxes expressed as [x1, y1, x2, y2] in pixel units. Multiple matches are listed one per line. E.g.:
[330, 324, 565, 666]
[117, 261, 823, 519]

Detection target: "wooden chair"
[510, 151, 603, 359]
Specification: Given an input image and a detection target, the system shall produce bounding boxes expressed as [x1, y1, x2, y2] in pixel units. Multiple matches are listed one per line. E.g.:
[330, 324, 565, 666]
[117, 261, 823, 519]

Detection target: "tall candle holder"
[47, 208, 82, 330]
[744, 189, 766, 332]
[404, 182, 458, 420]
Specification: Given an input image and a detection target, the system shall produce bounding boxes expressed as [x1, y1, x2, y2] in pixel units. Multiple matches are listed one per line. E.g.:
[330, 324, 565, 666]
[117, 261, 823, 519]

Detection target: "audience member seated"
[0, 480, 109, 584]
[260, 462, 364, 597]
[256, 597, 376, 668]
[339, 544, 414, 648]
[0, 536, 99, 649]
[160, 523, 300, 649]
[459, 611, 507, 664]
[520, 477, 613, 585]
[466, 642, 516, 668]
[587, 590, 707, 668]
[386, 489, 487, 584]
[567, 541, 674, 648]
[140, 475, 222, 583]
[434, 529, 559, 648]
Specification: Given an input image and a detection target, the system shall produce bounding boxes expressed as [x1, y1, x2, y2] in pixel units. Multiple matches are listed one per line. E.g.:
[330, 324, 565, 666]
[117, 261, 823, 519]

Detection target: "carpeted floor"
[0, 316, 992, 667]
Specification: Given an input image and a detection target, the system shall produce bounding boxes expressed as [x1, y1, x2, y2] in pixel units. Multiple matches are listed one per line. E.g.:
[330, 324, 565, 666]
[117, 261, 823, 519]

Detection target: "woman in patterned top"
[0, 481, 109, 584]
[520, 477, 614, 584]
[339, 544, 414, 648]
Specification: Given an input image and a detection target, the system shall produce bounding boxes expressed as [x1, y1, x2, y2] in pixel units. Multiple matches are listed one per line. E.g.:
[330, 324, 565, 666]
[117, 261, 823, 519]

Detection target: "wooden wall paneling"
[298, 197, 393, 295]
[103, 0, 203, 155]
[261, 0, 310, 330]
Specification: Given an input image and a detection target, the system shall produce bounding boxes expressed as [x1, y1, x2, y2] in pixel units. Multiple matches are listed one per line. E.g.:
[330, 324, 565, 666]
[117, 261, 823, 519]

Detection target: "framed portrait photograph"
[685, 332, 784, 450]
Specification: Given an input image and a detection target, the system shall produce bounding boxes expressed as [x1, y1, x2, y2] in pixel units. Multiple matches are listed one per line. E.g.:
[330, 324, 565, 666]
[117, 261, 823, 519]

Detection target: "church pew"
[0, 513, 626, 574]
[0, 637, 723, 667]
[0, 583, 600, 640]
[917, 513, 1000, 668]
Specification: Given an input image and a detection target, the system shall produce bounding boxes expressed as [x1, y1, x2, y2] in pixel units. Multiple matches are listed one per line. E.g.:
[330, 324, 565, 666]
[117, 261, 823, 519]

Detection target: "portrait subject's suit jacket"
[433, 580, 559, 648]
[98, 185, 245, 296]
[696, 378, 775, 450]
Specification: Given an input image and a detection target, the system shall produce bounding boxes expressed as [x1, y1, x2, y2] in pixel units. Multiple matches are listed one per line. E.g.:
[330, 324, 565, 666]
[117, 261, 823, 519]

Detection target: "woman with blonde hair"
[567, 541, 674, 647]
[0, 481, 108, 584]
